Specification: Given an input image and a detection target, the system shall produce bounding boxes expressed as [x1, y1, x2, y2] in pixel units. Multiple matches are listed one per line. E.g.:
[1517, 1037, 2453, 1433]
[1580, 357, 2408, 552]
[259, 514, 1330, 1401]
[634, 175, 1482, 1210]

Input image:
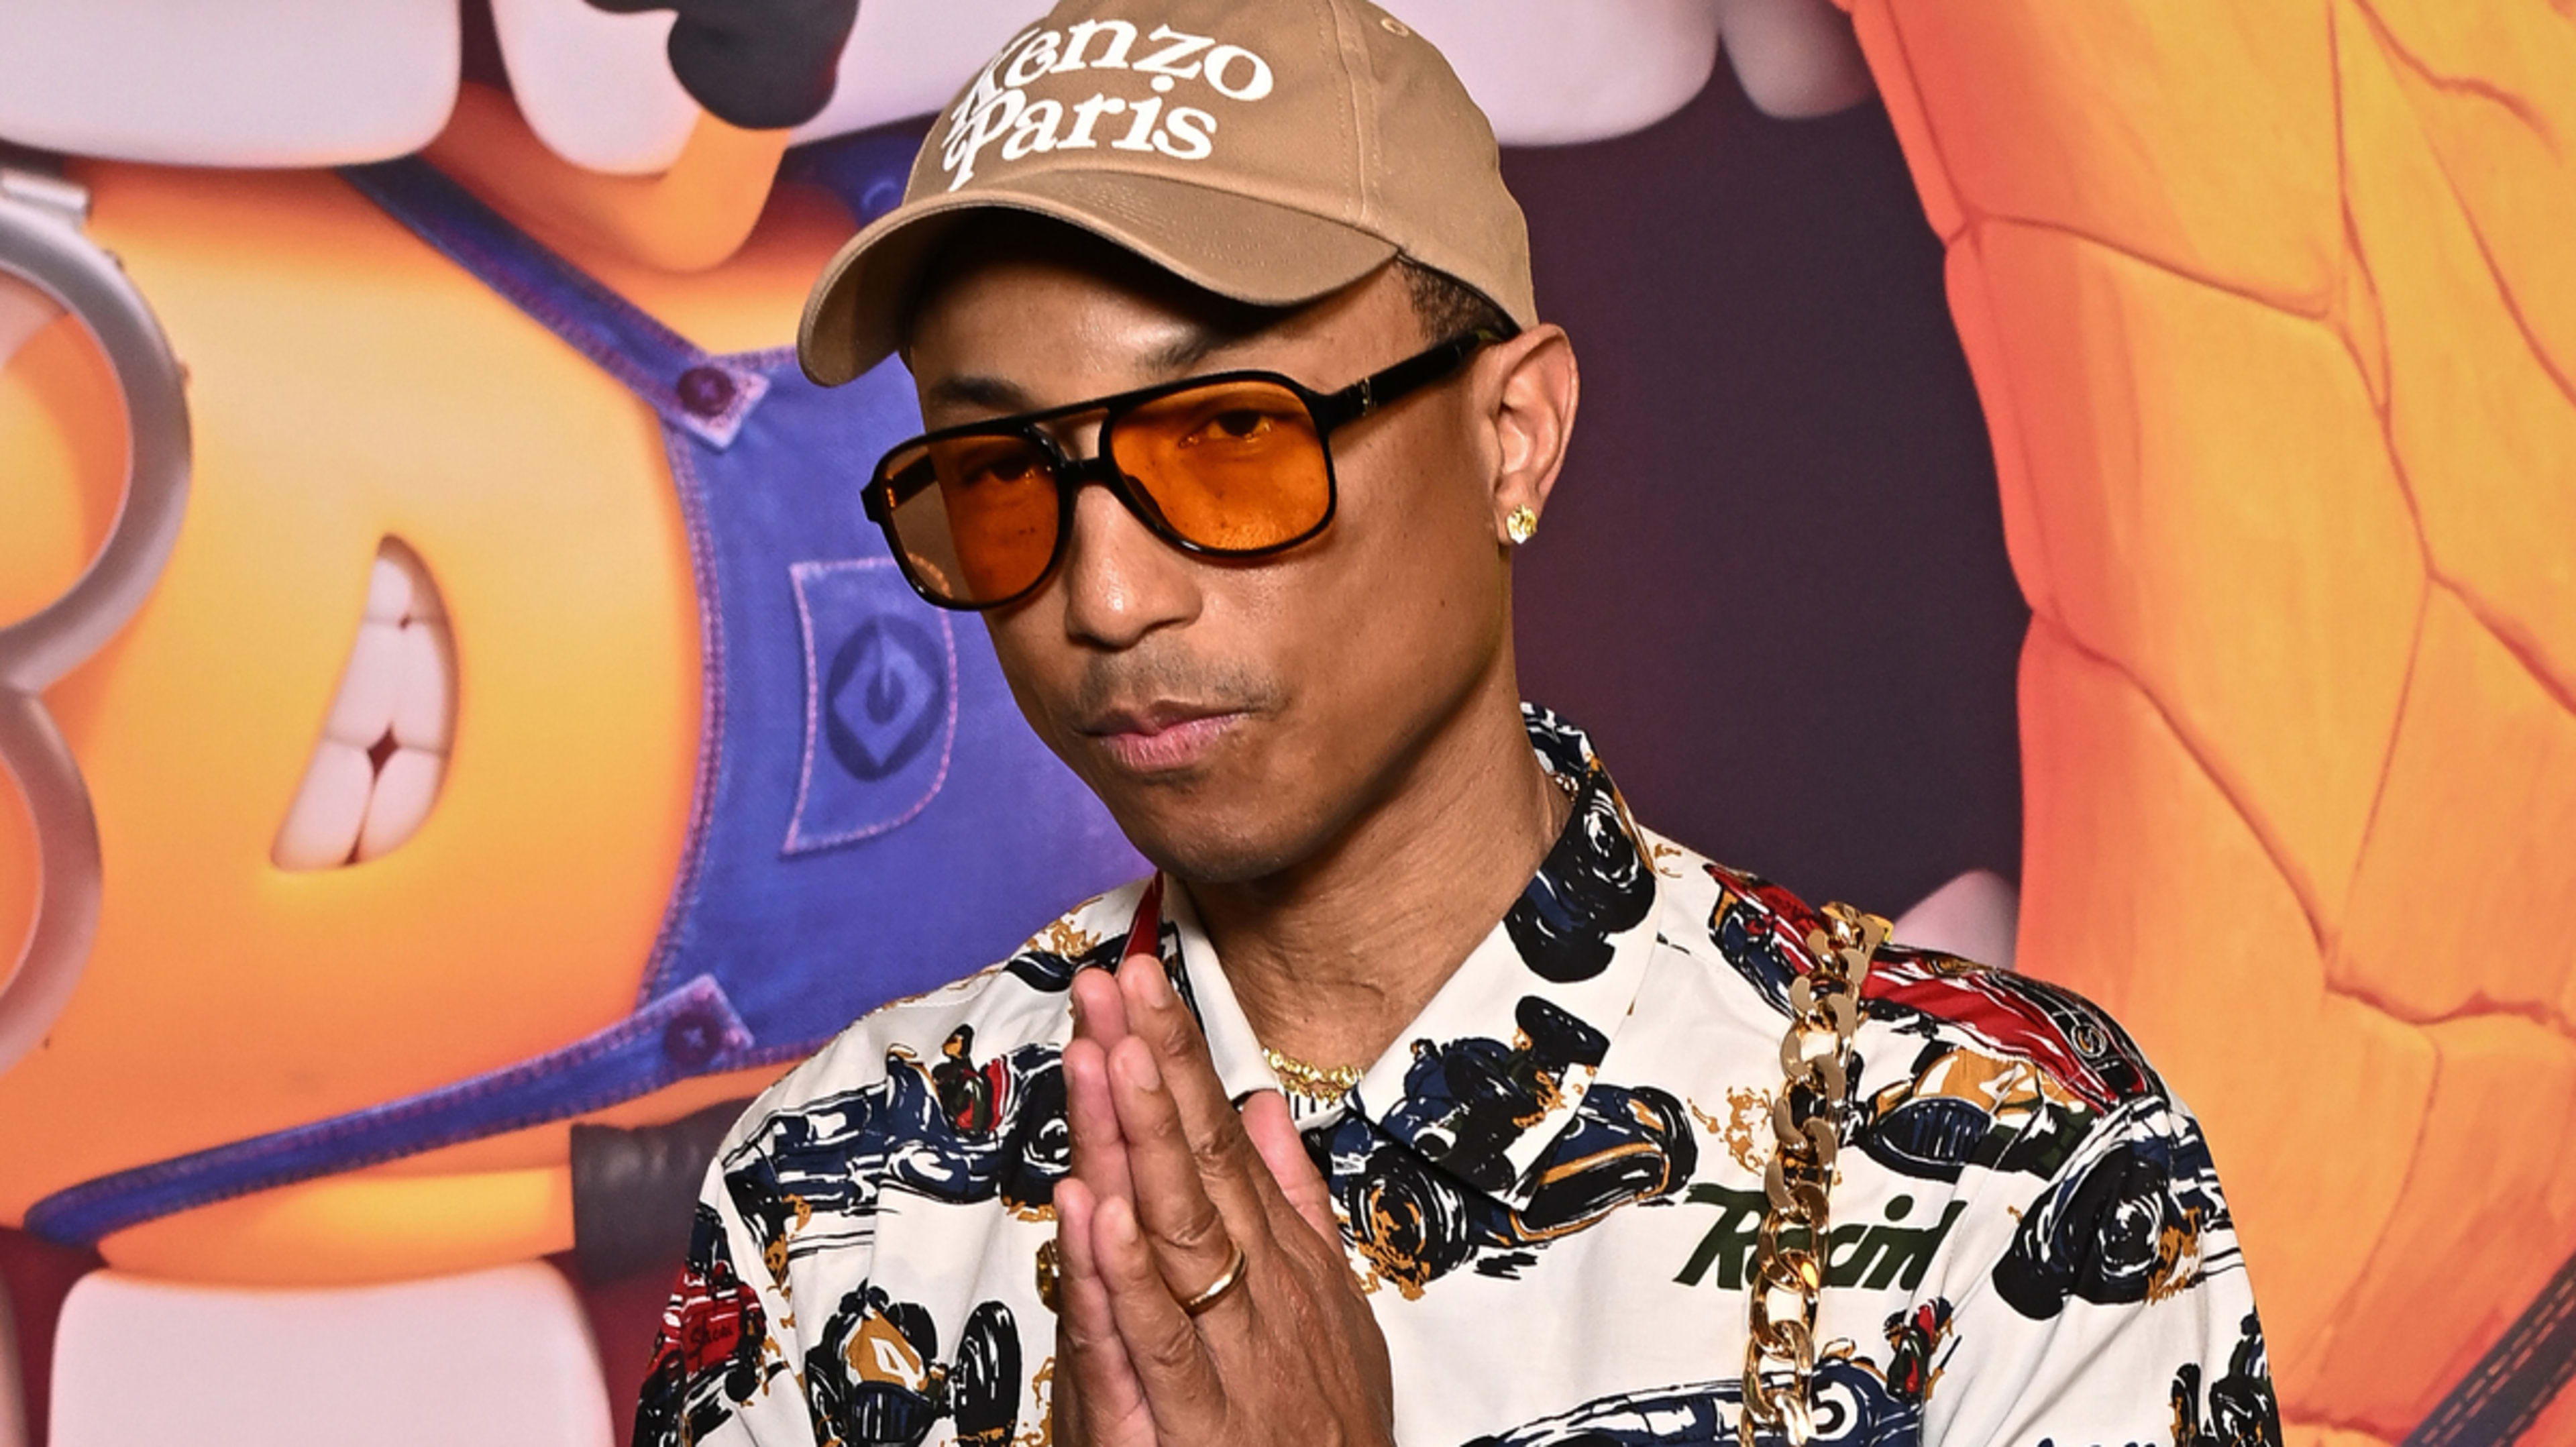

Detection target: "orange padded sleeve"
[1842, 0, 2576, 1437]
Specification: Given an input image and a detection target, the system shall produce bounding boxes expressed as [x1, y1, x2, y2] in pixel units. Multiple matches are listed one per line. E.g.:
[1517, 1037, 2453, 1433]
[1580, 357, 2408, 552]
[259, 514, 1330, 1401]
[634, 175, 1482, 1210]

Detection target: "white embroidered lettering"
[943, 89, 1025, 189]
[1133, 24, 1216, 81]
[1152, 106, 1217, 160]
[1111, 95, 1165, 152]
[946, 25, 1038, 144]
[1054, 19, 1138, 72]
[941, 20, 1269, 181]
[1001, 98, 1066, 160]
[1059, 93, 1126, 150]
[1003, 30, 1064, 88]
[1201, 44, 1274, 101]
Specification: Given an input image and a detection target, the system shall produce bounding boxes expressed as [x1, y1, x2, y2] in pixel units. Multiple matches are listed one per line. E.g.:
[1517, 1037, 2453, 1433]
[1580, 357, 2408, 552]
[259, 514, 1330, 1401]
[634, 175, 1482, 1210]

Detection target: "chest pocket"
[787, 557, 959, 853]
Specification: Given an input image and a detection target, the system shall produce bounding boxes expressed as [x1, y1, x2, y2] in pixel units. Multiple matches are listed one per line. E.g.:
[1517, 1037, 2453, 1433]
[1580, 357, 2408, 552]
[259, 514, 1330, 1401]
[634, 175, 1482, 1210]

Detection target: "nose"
[1047, 413, 1107, 460]
[1049, 451, 1201, 651]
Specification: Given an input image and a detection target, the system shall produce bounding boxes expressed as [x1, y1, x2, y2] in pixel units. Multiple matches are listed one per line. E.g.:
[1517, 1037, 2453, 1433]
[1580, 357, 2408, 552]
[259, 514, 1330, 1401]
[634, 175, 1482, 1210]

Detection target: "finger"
[1106, 1034, 1258, 1302]
[1066, 927, 1141, 1208]
[1071, 961, 1132, 1051]
[1241, 1089, 1340, 1248]
[1114, 946, 1293, 1242]
[1095, 1193, 1227, 1437]
[1054, 1178, 1149, 1442]
[1063, 1036, 1135, 1208]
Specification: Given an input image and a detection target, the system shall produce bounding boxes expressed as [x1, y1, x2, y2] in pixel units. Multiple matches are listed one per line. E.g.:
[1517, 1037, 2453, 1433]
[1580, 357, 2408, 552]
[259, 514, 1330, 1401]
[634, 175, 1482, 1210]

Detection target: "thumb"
[1240, 1090, 1339, 1246]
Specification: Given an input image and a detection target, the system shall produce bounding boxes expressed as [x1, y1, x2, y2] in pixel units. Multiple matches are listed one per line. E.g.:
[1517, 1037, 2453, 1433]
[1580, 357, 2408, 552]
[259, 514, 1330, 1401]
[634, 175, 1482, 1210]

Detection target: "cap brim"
[797, 168, 1401, 386]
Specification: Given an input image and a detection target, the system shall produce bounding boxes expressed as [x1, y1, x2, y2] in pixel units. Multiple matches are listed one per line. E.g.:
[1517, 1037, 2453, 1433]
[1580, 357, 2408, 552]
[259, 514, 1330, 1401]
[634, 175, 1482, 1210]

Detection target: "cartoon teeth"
[273, 541, 455, 869]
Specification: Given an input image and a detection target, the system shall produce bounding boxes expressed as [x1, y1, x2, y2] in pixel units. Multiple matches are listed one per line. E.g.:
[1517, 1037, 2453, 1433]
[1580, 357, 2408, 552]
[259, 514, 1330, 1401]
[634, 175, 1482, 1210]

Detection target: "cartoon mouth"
[270, 539, 455, 870]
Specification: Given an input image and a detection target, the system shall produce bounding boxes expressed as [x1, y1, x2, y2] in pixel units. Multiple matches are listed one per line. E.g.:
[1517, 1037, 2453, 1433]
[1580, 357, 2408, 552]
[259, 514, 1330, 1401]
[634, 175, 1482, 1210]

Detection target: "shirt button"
[663, 1008, 725, 1069]
[677, 365, 737, 419]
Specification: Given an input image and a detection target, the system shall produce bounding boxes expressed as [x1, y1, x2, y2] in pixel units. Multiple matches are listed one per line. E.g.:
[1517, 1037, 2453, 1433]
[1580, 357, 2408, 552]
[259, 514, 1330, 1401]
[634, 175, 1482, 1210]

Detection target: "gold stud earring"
[1505, 506, 1539, 545]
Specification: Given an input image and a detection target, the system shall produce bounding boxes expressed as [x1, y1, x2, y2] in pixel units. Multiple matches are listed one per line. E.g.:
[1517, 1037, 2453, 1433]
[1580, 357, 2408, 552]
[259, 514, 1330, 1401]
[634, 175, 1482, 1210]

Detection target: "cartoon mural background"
[0, 1, 2565, 1444]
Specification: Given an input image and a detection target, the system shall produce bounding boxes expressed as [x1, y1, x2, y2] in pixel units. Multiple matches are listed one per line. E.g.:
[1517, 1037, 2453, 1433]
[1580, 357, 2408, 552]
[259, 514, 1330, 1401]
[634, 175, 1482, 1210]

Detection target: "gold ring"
[1179, 1242, 1248, 1316]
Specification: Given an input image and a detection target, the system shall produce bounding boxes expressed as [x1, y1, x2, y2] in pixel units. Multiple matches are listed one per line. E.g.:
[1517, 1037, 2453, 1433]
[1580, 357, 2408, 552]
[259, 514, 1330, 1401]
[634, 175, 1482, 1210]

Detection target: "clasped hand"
[1049, 904, 1395, 1447]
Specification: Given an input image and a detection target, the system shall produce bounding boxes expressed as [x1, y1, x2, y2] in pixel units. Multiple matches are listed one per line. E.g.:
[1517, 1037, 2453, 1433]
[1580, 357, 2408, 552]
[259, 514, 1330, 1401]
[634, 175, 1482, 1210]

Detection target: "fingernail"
[1120, 1043, 1163, 1093]
[1104, 1196, 1138, 1246]
[1132, 957, 1172, 1007]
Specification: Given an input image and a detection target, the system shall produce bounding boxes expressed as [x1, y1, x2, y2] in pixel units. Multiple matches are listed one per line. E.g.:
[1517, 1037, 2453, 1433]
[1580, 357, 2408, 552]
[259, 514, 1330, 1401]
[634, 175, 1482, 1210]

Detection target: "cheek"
[1267, 459, 1499, 706]
[1347, 406, 1494, 551]
[1334, 443, 1499, 630]
[978, 612, 1069, 743]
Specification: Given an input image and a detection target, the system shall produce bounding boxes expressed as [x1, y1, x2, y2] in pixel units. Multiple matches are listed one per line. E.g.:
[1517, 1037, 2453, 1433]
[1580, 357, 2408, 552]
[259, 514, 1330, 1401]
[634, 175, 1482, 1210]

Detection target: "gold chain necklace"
[1261, 1045, 1364, 1105]
[1257, 769, 1577, 1115]
[1739, 901, 1888, 1447]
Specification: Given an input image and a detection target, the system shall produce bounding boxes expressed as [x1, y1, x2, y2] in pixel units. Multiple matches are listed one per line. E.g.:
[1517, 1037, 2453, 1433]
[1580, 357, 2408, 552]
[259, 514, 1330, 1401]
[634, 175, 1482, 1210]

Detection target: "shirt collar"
[1150, 704, 1665, 1212]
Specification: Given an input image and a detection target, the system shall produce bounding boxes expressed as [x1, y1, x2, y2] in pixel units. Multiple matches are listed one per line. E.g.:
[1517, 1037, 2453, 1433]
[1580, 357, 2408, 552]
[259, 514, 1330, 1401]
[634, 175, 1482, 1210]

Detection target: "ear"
[1477, 325, 1579, 547]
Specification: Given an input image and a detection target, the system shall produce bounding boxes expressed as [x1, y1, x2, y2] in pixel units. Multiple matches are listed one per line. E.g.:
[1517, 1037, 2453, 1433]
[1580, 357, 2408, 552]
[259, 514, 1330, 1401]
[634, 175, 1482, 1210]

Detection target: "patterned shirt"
[637, 707, 2281, 1447]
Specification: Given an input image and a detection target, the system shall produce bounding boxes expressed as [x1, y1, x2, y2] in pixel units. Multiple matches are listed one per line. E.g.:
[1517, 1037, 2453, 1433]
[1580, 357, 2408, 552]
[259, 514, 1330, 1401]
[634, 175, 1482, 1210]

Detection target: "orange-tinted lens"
[1114, 380, 1327, 552]
[883, 433, 1061, 605]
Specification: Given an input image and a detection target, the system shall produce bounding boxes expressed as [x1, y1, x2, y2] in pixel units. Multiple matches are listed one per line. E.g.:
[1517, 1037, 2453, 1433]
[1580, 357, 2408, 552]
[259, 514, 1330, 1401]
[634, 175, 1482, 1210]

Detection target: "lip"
[1079, 704, 1245, 775]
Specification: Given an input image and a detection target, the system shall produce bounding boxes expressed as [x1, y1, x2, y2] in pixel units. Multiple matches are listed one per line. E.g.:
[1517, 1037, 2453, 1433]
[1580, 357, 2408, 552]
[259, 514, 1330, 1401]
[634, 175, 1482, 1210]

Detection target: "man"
[637, 3, 2282, 1444]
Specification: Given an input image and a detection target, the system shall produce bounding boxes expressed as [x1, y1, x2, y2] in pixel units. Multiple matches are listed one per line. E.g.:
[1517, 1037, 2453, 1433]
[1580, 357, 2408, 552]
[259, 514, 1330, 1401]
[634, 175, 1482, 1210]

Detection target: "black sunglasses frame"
[863, 327, 1507, 612]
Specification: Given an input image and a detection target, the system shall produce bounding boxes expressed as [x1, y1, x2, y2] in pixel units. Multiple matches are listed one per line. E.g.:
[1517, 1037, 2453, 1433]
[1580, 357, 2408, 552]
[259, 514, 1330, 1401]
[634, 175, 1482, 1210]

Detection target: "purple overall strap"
[337, 157, 770, 449]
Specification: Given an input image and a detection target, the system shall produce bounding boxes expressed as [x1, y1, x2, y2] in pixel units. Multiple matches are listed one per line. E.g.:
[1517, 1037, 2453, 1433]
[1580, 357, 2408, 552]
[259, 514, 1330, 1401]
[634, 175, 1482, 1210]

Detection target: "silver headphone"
[0, 162, 191, 1074]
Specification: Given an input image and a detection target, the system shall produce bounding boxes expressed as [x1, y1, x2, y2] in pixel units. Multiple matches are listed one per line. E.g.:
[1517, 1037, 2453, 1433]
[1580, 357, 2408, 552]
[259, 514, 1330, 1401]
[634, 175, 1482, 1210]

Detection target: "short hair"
[1394, 256, 1518, 343]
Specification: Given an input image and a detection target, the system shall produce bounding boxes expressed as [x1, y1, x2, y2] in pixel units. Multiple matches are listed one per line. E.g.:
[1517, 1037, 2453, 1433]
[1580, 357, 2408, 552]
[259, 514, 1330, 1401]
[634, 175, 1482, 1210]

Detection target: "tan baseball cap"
[796, 0, 1536, 386]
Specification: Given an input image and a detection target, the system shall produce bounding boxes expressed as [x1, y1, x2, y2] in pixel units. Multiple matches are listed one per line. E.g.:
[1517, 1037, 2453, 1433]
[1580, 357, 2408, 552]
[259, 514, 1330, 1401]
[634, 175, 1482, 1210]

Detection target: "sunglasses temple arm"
[1315, 329, 1501, 433]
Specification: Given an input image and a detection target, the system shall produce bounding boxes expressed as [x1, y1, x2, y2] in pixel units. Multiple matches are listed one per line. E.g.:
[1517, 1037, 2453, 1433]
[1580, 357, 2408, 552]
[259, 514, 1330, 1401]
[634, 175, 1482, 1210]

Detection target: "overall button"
[662, 1007, 726, 1070]
[677, 365, 737, 419]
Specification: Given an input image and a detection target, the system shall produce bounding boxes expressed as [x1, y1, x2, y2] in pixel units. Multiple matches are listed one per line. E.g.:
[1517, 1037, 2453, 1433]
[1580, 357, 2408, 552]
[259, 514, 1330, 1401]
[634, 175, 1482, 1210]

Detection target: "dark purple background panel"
[1500, 71, 2025, 914]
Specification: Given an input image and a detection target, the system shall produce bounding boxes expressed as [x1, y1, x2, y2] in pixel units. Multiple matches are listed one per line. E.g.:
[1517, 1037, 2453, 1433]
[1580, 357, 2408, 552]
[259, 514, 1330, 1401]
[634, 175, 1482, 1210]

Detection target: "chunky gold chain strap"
[1739, 902, 1890, 1447]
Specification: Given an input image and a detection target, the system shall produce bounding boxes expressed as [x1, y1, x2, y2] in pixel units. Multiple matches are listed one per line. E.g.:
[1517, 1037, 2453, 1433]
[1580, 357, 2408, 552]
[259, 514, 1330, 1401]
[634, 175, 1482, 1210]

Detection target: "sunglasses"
[863, 328, 1504, 612]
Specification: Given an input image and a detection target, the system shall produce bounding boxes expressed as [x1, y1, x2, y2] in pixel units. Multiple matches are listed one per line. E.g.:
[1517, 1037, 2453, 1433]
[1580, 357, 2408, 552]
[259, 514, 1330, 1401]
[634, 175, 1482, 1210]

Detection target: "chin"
[1070, 713, 1360, 884]
[1112, 802, 1312, 886]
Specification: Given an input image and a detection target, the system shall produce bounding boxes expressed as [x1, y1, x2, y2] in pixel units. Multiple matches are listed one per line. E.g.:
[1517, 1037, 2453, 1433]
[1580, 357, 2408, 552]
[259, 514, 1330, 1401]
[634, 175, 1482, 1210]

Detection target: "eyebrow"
[919, 373, 1038, 418]
[1138, 324, 1242, 378]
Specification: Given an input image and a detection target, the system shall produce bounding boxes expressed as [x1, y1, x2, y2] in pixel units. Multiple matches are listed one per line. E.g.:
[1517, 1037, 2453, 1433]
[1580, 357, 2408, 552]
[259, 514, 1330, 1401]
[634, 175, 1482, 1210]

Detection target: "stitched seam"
[25, 977, 754, 1244]
[636, 434, 732, 1007]
[781, 560, 962, 854]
